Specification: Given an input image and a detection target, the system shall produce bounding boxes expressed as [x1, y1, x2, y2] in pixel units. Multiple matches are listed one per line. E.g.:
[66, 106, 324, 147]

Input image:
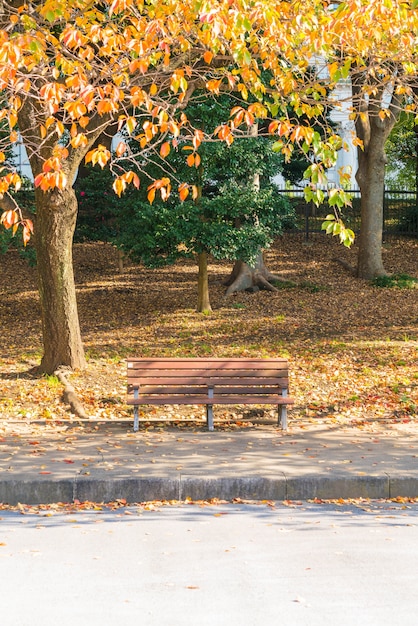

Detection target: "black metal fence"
[279, 188, 418, 240]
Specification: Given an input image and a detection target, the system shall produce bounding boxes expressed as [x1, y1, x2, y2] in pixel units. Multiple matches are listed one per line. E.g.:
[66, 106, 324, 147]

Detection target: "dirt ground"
[0, 234, 417, 432]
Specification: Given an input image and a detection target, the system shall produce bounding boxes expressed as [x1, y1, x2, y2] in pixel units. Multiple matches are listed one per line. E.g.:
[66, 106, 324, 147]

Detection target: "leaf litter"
[0, 235, 416, 435]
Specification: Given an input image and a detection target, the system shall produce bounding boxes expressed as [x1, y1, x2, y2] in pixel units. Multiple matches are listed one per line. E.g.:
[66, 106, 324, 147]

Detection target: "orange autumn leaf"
[160, 142, 171, 158]
[0, 0, 416, 256]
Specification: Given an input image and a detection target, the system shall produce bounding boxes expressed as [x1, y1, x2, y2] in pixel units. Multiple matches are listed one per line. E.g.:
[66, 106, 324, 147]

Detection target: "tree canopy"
[1, 0, 418, 371]
[1, 1, 417, 220]
[106, 94, 292, 265]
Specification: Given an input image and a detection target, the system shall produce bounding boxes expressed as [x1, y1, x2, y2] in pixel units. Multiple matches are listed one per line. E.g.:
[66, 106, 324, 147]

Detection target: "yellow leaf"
[160, 142, 171, 158]
[113, 177, 126, 197]
[56, 121, 65, 137]
[70, 133, 88, 149]
[115, 141, 127, 157]
[8, 113, 18, 128]
[147, 187, 156, 204]
[125, 116, 136, 135]
[1, 209, 19, 229]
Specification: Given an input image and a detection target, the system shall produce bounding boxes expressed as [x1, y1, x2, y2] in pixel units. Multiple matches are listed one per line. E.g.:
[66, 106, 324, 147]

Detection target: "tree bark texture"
[197, 251, 212, 313]
[17, 95, 110, 374]
[355, 119, 388, 279]
[35, 186, 86, 374]
[352, 76, 401, 280]
[225, 253, 283, 295]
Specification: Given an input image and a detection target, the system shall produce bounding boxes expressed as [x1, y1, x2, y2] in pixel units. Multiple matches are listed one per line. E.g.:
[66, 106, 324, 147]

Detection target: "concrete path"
[1, 418, 417, 504]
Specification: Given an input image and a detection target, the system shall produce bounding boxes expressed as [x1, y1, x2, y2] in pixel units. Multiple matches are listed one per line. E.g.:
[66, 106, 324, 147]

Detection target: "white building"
[327, 79, 359, 189]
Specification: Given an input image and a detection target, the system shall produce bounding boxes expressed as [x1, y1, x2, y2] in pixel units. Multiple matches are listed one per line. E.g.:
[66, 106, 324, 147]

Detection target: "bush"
[1, 183, 37, 265]
[396, 203, 418, 238]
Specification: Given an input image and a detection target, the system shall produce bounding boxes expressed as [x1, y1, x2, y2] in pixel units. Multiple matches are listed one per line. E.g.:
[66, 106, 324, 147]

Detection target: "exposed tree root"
[225, 255, 290, 295]
[333, 257, 358, 276]
[55, 368, 88, 419]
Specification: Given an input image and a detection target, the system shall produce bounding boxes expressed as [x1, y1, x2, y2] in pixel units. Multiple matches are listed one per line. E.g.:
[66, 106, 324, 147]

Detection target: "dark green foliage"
[0, 182, 37, 265]
[114, 94, 295, 267]
[114, 139, 294, 267]
[385, 112, 417, 190]
[73, 93, 296, 266]
[395, 202, 418, 238]
[74, 166, 129, 242]
[0, 226, 36, 265]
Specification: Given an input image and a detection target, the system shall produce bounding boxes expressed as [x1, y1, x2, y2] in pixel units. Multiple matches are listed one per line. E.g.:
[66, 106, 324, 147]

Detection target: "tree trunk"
[197, 251, 212, 313]
[16, 95, 110, 374]
[351, 75, 401, 280]
[355, 123, 388, 279]
[34, 185, 86, 374]
[225, 252, 285, 295]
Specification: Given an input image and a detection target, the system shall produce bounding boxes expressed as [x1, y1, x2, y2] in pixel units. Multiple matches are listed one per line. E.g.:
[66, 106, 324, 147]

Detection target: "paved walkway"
[1, 419, 417, 504]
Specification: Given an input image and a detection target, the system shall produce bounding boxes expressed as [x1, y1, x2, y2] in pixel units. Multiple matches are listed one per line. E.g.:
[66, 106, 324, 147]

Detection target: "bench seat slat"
[127, 395, 293, 406]
[128, 378, 288, 388]
[128, 371, 288, 380]
[129, 386, 210, 395]
[128, 364, 287, 373]
[128, 383, 290, 395]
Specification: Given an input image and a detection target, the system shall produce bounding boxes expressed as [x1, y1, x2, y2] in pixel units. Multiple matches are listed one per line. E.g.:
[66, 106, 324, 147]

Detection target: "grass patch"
[299, 281, 329, 293]
[272, 279, 297, 289]
[231, 302, 247, 309]
[371, 273, 418, 289]
[44, 374, 60, 388]
[274, 314, 286, 323]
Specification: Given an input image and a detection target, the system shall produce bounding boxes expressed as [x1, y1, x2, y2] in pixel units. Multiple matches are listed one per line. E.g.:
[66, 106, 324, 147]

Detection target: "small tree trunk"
[35, 186, 86, 374]
[225, 252, 286, 295]
[356, 127, 388, 279]
[197, 251, 212, 313]
[117, 248, 124, 272]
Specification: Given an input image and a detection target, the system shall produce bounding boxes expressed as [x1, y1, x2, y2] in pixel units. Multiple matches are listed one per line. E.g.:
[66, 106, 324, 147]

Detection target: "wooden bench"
[127, 358, 294, 431]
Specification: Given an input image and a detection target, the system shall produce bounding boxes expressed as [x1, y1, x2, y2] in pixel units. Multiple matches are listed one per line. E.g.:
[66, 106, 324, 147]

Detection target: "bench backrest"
[127, 358, 289, 398]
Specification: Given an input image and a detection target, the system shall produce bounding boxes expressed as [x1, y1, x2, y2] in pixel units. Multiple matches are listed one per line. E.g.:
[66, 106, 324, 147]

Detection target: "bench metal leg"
[278, 405, 287, 430]
[207, 405, 214, 431]
[133, 386, 139, 432]
[207, 386, 214, 431]
[278, 388, 288, 430]
[133, 406, 139, 432]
